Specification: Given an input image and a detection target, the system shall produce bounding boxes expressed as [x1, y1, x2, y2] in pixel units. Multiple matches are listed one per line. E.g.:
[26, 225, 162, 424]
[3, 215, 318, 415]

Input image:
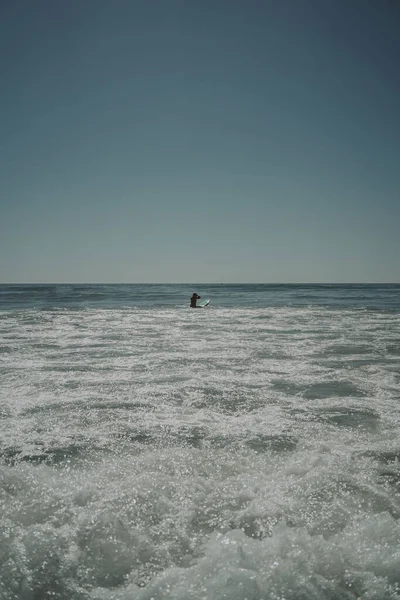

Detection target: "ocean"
[1, 283, 400, 600]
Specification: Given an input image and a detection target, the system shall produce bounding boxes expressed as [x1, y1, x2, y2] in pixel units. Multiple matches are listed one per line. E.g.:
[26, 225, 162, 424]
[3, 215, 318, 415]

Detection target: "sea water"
[1, 284, 400, 600]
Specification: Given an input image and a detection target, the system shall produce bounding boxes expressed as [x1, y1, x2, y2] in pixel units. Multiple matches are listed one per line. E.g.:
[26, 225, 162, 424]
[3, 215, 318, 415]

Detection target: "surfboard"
[199, 300, 210, 308]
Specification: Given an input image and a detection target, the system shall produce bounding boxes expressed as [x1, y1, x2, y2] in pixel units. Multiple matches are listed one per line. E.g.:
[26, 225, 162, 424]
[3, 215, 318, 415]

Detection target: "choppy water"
[1, 284, 400, 600]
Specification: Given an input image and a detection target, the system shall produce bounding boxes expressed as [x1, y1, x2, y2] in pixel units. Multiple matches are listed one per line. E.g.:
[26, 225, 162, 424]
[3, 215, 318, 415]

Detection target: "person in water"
[190, 293, 201, 308]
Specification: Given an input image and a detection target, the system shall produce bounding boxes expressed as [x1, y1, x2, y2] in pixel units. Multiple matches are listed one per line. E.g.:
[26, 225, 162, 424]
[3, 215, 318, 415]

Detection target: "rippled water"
[1, 285, 400, 599]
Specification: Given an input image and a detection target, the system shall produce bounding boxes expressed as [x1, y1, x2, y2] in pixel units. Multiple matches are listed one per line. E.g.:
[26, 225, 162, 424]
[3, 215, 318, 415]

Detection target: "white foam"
[1, 305, 400, 598]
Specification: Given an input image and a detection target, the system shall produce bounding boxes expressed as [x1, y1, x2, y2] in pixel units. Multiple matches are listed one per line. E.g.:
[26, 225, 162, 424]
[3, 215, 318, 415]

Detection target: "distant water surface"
[1, 282, 399, 310]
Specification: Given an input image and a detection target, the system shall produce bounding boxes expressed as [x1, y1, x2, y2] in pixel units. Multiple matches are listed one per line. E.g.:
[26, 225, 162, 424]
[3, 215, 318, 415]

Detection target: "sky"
[1, 0, 399, 283]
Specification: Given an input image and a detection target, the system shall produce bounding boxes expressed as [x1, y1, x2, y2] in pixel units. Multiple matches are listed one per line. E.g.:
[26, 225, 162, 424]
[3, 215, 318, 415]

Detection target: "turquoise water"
[1, 284, 400, 599]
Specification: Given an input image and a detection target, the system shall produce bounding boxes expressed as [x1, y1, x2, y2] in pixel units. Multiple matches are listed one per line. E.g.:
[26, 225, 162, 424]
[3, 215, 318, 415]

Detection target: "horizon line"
[1, 282, 399, 286]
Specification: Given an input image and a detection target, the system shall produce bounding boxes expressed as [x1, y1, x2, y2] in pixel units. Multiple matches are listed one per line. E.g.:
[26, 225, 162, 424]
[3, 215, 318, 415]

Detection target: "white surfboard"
[199, 299, 210, 308]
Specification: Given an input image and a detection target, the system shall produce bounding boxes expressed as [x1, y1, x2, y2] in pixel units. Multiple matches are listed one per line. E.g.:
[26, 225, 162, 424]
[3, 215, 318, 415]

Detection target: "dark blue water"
[1, 283, 399, 311]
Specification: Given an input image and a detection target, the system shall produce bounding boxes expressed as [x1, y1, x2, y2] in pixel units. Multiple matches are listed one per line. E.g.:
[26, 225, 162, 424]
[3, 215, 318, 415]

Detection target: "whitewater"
[1, 284, 400, 600]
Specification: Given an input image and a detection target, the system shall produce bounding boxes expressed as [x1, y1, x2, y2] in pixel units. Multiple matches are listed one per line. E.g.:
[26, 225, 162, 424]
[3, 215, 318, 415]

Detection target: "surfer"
[190, 293, 201, 308]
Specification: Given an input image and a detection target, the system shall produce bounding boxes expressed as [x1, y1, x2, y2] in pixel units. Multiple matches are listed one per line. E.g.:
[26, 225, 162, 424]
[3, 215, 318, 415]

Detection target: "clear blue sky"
[1, 0, 399, 283]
